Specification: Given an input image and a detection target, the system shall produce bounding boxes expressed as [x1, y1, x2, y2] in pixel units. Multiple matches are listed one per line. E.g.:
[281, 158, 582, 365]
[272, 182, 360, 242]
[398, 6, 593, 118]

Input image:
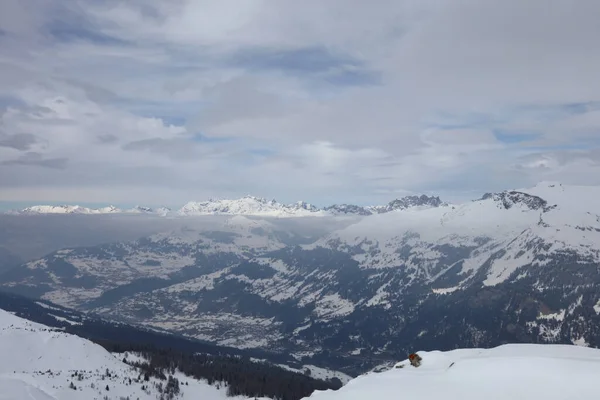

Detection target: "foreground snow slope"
[0, 309, 266, 400]
[305, 344, 600, 400]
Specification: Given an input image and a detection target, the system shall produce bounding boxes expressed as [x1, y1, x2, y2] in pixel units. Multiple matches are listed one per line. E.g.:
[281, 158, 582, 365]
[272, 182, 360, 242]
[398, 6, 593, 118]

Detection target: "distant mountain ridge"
[7, 204, 172, 216]
[5, 194, 449, 217]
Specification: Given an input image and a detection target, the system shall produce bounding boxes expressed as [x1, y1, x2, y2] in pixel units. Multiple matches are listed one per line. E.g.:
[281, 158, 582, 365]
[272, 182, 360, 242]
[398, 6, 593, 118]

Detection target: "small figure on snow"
[408, 353, 422, 367]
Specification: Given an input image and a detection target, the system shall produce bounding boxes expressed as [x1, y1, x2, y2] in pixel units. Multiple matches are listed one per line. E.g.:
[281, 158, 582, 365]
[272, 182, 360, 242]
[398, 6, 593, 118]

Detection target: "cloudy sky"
[1, 0, 599, 209]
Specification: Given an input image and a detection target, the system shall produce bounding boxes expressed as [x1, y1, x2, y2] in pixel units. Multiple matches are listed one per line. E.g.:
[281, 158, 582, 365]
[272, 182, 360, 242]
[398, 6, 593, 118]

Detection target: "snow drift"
[305, 344, 600, 400]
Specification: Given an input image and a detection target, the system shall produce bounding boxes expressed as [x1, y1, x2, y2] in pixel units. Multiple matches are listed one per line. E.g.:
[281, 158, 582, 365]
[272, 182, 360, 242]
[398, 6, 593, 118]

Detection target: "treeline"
[103, 342, 342, 400]
[0, 291, 343, 399]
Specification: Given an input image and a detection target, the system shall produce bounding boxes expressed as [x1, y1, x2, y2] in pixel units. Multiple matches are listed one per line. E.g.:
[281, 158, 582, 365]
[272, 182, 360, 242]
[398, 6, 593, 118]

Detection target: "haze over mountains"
[2, 181, 600, 376]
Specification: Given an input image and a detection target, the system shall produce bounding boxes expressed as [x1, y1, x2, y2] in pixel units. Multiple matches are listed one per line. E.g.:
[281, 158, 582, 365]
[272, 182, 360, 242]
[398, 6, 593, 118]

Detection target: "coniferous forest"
[102, 342, 342, 400]
[0, 291, 342, 400]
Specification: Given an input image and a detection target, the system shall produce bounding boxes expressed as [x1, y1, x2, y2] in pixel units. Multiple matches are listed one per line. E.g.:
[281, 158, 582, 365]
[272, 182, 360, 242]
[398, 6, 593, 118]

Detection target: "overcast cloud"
[1, 0, 599, 207]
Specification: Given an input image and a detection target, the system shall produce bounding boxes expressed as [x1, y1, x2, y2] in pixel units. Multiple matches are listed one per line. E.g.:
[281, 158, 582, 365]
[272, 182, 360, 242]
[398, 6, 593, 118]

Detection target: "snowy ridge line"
[5, 193, 451, 217]
[6, 204, 172, 216]
[7, 182, 600, 217]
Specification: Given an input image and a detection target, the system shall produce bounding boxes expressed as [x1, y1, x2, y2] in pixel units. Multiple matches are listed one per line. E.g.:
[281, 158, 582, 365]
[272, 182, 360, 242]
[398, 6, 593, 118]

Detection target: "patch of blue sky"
[502, 102, 600, 124]
[155, 116, 186, 127]
[230, 46, 358, 73]
[431, 101, 600, 130]
[114, 99, 201, 126]
[190, 133, 233, 143]
[0, 95, 26, 109]
[492, 130, 542, 144]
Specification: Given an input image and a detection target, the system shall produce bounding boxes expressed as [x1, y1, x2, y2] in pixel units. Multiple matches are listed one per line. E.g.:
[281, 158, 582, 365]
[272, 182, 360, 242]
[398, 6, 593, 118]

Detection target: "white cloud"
[0, 0, 599, 206]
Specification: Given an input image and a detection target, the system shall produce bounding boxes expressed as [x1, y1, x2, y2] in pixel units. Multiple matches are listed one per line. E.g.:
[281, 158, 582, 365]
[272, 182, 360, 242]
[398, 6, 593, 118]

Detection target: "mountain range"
[5, 194, 447, 217]
[1, 181, 600, 376]
[7, 204, 173, 216]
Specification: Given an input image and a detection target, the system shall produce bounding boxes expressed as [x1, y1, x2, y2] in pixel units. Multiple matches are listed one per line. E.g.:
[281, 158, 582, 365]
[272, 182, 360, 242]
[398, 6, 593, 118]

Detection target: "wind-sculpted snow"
[306, 344, 600, 400]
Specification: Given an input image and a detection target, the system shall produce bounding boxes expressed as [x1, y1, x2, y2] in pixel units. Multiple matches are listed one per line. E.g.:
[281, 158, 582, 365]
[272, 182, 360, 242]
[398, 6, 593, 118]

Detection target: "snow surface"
[305, 344, 600, 400]
[0, 309, 268, 400]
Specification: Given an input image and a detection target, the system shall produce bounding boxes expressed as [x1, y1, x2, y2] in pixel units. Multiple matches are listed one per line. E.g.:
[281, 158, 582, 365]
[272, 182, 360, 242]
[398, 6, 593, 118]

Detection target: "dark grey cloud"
[40, 0, 130, 46]
[1, 152, 67, 169]
[0, 132, 37, 150]
[228, 46, 380, 86]
[230, 46, 355, 73]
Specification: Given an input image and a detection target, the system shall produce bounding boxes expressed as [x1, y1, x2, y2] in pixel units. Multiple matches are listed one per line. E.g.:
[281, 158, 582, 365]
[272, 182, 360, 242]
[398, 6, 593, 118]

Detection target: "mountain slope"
[2, 182, 600, 375]
[306, 344, 600, 400]
[0, 308, 271, 400]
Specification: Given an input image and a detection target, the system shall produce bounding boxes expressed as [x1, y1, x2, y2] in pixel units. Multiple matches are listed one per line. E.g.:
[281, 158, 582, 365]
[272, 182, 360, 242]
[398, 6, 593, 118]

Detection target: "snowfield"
[306, 344, 600, 400]
[0, 309, 268, 400]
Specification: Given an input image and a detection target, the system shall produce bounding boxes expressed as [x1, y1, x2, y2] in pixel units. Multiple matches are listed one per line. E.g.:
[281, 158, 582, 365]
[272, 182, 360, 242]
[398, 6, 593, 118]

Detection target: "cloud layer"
[1, 0, 600, 206]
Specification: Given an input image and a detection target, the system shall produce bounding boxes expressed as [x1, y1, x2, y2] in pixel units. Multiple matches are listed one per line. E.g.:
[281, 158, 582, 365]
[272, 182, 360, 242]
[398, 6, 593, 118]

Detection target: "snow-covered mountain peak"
[130, 205, 154, 213]
[479, 190, 551, 211]
[325, 195, 448, 216]
[325, 204, 373, 216]
[369, 195, 448, 214]
[9, 204, 171, 216]
[178, 196, 325, 217]
[16, 204, 123, 215]
[290, 200, 320, 212]
[128, 205, 172, 216]
[7, 182, 600, 218]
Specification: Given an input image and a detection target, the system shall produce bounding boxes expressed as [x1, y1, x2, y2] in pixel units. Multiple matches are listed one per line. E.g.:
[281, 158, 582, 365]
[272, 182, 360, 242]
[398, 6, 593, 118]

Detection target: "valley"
[2, 182, 600, 376]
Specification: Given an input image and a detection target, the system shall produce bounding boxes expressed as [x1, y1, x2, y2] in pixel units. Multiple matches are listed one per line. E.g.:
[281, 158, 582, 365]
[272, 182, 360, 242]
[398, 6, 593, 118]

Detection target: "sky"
[1, 0, 600, 209]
